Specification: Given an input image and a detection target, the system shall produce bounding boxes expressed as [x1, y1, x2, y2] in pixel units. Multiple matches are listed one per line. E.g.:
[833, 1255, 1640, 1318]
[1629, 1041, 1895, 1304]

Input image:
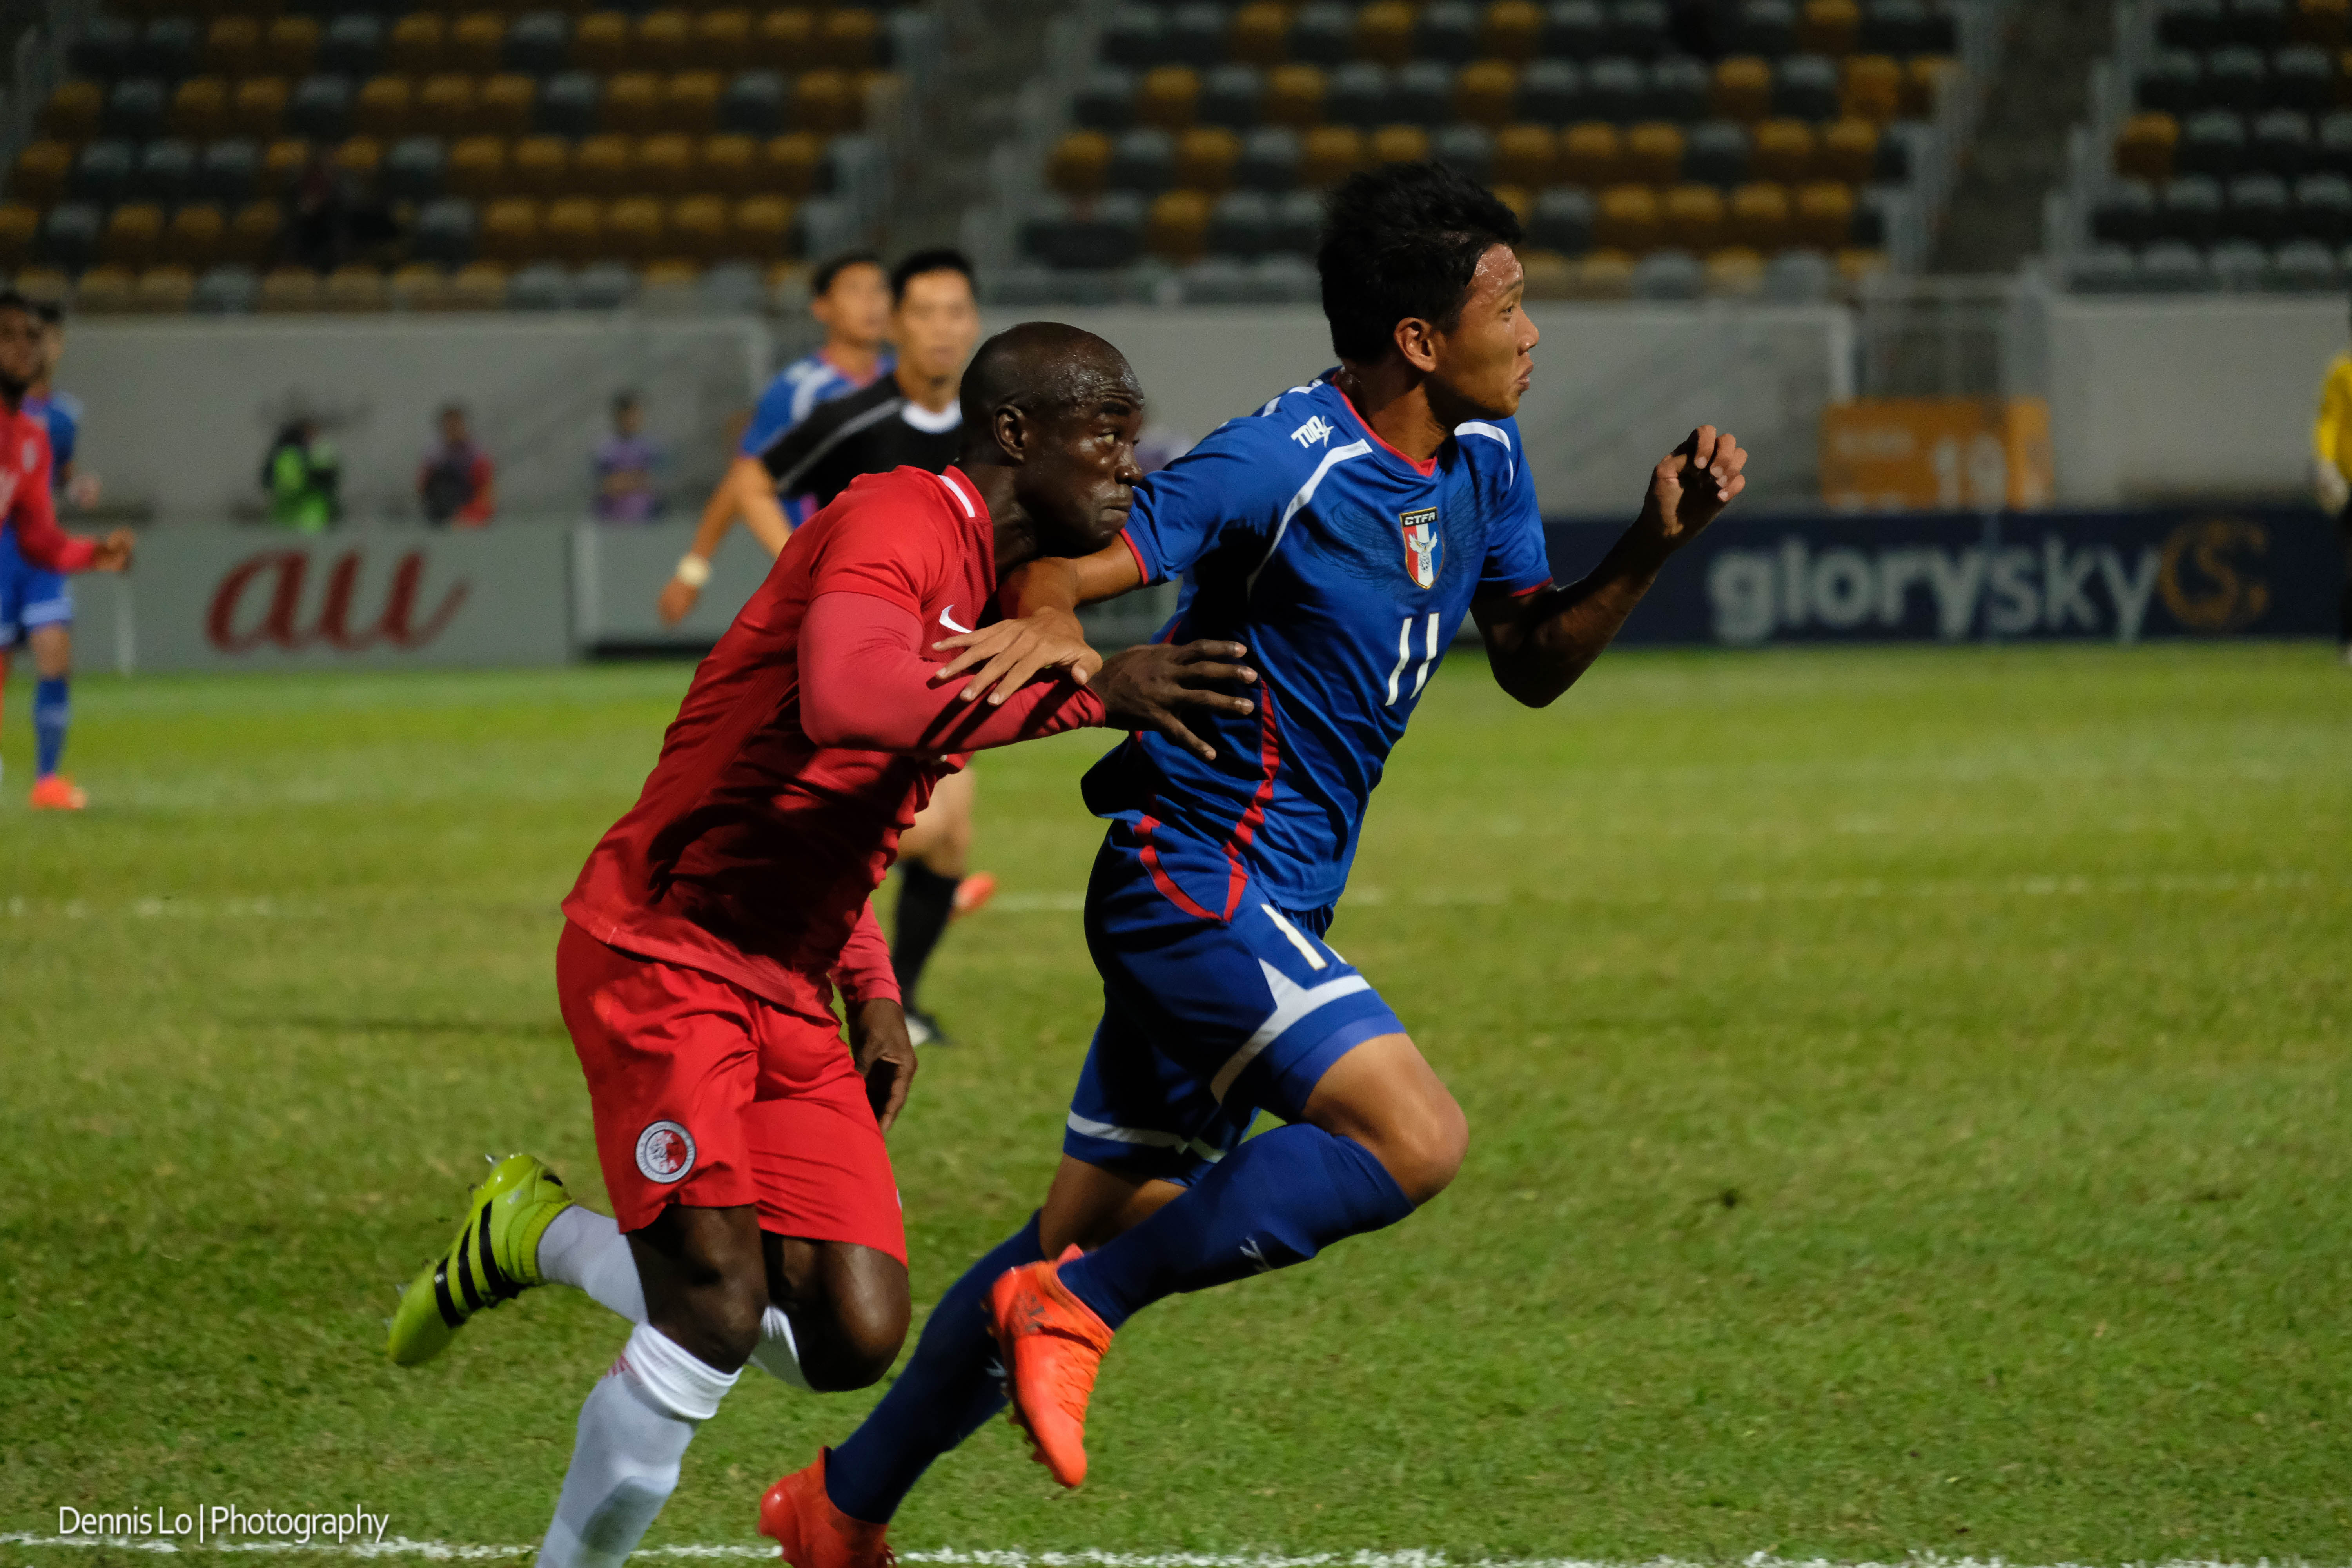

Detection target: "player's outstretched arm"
[1477, 425, 1745, 708]
[932, 538, 1149, 703]
[661, 457, 791, 626]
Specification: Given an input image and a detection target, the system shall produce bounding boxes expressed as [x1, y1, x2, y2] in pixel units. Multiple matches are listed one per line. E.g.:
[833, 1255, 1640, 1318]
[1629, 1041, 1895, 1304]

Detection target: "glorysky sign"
[1544, 508, 2338, 648]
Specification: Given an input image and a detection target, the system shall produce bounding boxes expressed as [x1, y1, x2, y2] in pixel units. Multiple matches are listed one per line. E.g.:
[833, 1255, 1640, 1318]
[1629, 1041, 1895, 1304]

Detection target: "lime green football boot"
[387, 1153, 573, 1367]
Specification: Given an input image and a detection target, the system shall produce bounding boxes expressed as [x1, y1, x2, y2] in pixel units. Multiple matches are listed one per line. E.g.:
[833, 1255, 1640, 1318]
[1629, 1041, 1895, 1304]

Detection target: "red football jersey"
[563, 464, 1019, 1018]
[0, 404, 91, 572]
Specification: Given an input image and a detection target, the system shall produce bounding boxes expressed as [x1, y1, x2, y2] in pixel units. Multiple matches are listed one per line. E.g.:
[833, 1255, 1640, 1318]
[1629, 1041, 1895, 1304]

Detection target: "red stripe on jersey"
[1331, 382, 1439, 477]
[1117, 524, 1152, 587]
[1138, 685, 1283, 925]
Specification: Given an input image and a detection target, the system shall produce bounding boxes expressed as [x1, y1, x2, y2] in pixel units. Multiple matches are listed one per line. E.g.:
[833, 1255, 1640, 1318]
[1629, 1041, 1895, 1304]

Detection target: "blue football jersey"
[741, 349, 895, 526]
[1082, 375, 1554, 913]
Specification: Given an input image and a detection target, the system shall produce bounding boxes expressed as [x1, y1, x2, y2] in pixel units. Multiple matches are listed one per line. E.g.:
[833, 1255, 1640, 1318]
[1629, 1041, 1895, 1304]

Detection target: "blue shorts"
[1062, 818, 1405, 1186]
[0, 526, 71, 645]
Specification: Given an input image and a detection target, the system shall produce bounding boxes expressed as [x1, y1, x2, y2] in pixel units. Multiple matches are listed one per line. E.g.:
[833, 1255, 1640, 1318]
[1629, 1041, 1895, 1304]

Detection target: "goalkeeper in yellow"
[2316, 335, 2352, 664]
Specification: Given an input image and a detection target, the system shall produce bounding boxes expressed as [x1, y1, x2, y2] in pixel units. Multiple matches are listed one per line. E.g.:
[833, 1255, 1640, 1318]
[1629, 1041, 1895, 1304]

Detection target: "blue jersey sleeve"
[738, 372, 809, 458]
[1119, 416, 1300, 586]
[1462, 418, 1552, 598]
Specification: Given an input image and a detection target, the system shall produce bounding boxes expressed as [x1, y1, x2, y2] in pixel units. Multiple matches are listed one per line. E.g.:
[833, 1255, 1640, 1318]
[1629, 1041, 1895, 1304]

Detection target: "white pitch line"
[0, 1542, 2331, 1568]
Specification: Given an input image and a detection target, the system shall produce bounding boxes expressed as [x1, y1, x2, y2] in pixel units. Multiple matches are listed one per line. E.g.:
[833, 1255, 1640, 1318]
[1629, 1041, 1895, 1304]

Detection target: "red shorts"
[555, 920, 906, 1263]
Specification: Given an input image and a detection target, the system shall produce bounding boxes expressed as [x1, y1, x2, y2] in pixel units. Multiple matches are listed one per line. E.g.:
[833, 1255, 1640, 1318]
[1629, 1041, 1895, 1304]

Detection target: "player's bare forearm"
[937, 543, 1149, 702]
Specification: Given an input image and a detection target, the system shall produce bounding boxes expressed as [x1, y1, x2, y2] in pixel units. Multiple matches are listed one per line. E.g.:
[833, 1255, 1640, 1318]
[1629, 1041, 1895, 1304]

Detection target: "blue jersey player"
[755, 162, 1749, 1564]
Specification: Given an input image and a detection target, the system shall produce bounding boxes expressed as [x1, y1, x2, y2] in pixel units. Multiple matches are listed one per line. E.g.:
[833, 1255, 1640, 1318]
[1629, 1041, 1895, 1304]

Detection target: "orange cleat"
[28, 774, 86, 811]
[987, 1244, 1114, 1488]
[758, 1450, 894, 1568]
[950, 872, 998, 920]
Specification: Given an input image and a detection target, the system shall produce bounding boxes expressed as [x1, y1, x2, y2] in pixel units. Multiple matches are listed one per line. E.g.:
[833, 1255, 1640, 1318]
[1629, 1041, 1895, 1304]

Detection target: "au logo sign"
[205, 549, 470, 654]
[2158, 517, 2272, 633]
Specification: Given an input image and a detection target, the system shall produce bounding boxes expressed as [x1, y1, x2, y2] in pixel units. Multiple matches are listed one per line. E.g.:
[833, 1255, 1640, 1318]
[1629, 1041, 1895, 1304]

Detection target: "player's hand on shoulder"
[91, 527, 134, 572]
[849, 998, 917, 1133]
[933, 607, 1105, 703]
[1642, 425, 1748, 550]
[1094, 640, 1259, 762]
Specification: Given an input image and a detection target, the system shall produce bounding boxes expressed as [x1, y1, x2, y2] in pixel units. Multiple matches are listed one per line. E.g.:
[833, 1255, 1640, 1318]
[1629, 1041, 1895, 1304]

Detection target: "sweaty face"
[812, 262, 890, 348]
[1425, 244, 1538, 424]
[1015, 388, 1147, 559]
[893, 270, 982, 383]
[0, 309, 45, 392]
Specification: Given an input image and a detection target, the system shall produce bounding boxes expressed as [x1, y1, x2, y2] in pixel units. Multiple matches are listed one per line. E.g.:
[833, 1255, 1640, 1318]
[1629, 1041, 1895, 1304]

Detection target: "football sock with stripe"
[33, 674, 66, 777]
[538, 1324, 737, 1568]
[1056, 1125, 1414, 1331]
[823, 1212, 1044, 1524]
[536, 1207, 807, 1388]
[891, 860, 958, 1005]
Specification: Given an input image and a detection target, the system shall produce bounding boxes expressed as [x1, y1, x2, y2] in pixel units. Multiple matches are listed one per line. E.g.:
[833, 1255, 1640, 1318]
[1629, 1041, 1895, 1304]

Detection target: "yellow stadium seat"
[1626, 121, 1686, 183]
[602, 71, 661, 134]
[100, 203, 166, 270]
[450, 12, 505, 72]
[324, 263, 387, 311]
[449, 261, 508, 309]
[1177, 126, 1242, 192]
[1493, 123, 1556, 186]
[575, 133, 632, 196]
[1595, 184, 1661, 252]
[1138, 65, 1201, 131]
[644, 258, 701, 290]
[636, 132, 695, 187]
[334, 135, 383, 181]
[1711, 57, 1773, 122]
[543, 196, 601, 264]
[1301, 124, 1365, 185]
[669, 193, 729, 261]
[1558, 121, 1622, 186]
[817, 8, 879, 70]
[572, 11, 630, 72]
[1838, 247, 1886, 286]
[1370, 124, 1431, 164]
[267, 17, 322, 76]
[693, 11, 751, 71]
[1490, 182, 1532, 222]
[1146, 189, 1211, 263]
[11, 142, 74, 207]
[698, 133, 756, 195]
[753, 9, 813, 71]
[388, 13, 447, 74]
[15, 267, 68, 309]
[1455, 60, 1519, 128]
[1727, 181, 1792, 251]
[512, 134, 570, 195]
[1794, 180, 1854, 248]
[446, 134, 508, 198]
[1798, 0, 1861, 56]
[606, 195, 664, 259]
[226, 201, 285, 264]
[259, 266, 321, 312]
[40, 81, 104, 143]
[134, 265, 196, 312]
[233, 78, 290, 140]
[792, 69, 858, 134]
[0, 205, 41, 270]
[2299, 0, 2351, 45]
[1573, 250, 1635, 299]
[262, 139, 309, 193]
[760, 132, 826, 196]
[170, 76, 230, 140]
[74, 266, 136, 315]
[2114, 111, 2178, 182]
[479, 197, 543, 264]
[1231, 2, 1289, 67]
[480, 74, 537, 136]
[1663, 183, 1726, 251]
[1355, 1, 1416, 66]
[1903, 57, 1955, 118]
[731, 194, 795, 257]
[1818, 116, 1880, 183]
[1842, 54, 1902, 122]
[1753, 118, 1816, 182]
[662, 71, 722, 135]
[207, 17, 263, 76]
[163, 202, 226, 269]
[1048, 129, 1114, 198]
[1265, 65, 1326, 127]
[1517, 246, 1575, 298]
[355, 75, 415, 137]
[636, 9, 691, 70]
[1483, 0, 1544, 62]
[392, 261, 448, 310]
[1705, 246, 1766, 297]
[419, 74, 478, 133]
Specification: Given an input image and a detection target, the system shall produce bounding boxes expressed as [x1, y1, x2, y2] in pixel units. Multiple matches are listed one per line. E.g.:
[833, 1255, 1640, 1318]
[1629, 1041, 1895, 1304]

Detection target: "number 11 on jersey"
[1384, 612, 1441, 707]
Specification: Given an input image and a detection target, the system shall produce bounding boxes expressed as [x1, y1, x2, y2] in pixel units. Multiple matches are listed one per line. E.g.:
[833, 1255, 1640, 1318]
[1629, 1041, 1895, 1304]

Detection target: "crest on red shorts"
[1400, 508, 1440, 589]
[635, 1120, 696, 1183]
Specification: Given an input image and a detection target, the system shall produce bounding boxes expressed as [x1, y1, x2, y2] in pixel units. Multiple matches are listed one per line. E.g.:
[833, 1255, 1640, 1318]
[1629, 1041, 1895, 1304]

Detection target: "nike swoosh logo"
[938, 606, 972, 634]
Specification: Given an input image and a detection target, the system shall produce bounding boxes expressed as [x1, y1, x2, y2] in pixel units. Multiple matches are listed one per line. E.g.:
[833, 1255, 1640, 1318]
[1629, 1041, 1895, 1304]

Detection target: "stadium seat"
[1712, 56, 1774, 120]
[606, 195, 664, 260]
[2177, 108, 2250, 176]
[197, 138, 260, 203]
[1728, 179, 1792, 248]
[479, 75, 537, 136]
[505, 12, 569, 74]
[818, 8, 880, 71]
[2116, 110, 2181, 180]
[638, 131, 695, 187]
[2158, 173, 2225, 242]
[2137, 50, 2205, 116]
[2232, 0, 2294, 45]
[1230, 2, 1289, 68]
[1418, 1, 1483, 63]
[1517, 58, 1584, 122]
[1841, 53, 1901, 122]
[71, 18, 136, 81]
[2252, 107, 2315, 173]
[1325, 63, 1387, 128]
[565, 10, 626, 73]
[2272, 234, 2341, 286]
[261, 137, 308, 196]
[72, 265, 135, 315]
[446, 135, 507, 198]
[793, 70, 859, 135]
[1760, 244, 1830, 300]
[507, 133, 567, 195]
[749, 9, 813, 71]
[762, 132, 827, 196]
[662, 71, 724, 136]
[258, 16, 318, 78]
[232, 78, 289, 140]
[2227, 171, 2293, 241]
[41, 80, 105, 143]
[1357, 1, 1417, 66]
[356, 76, 414, 138]
[2271, 43, 2338, 110]
[135, 138, 196, 202]
[386, 135, 445, 199]
[1633, 247, 1704, 298]
[11, 142, 73, 206]
[635, 9, 691, 71]
[40, 203, 102, 270]
[477, 196, 541, 263]
[506, 260, 568, 309]
[1753, 116, 1815, 181]
[1627, 120, 1686, 181]
[1206, 189, 1273, 256]
[167, 77, 227, 141]
[1494, 122, 1557, 185]
[1022, 192, 1143, 269]
[1817, 115, 1878, 181]
[1165, 3, 1228, 69]
[140, 18, 198, 80]
[541, 72, 599, 136]
[410, 73, 472, 135]
[99, 202, 165, 269]
[2205, 45, 2269, 111]
[1587, 57, 1644, 122]
[1677, 118, 1749, 186]
[1395, 61, 1455, 126]
[2295, 170, 2352, 239]
[1261, 187, 1318, 252]
[191, 262, 259, 312]
[324, 263, 387, 311]
[1774, 54, 1841, 119]
[1596, 183, 1661, 250]
[1483, 0, 1545, 61]
[1662, 181, 1725, 249]
[2207, 235, 2267, 287]
[599, 72, 658, 134]
[73, 140, 134, 204]
[1703, 244, 1766, 296]
[1177, 125, 1243, 191]
[1796, 0, 1860, 55]
[290, 75, 354, 140]
[1301, 123, 1365, 184]
[1109, 127, 1175, 193]
[690, 9, 750, 73]
[413, 196, 475, 262]
[1543, 0, 1606, 59]
[1860, 0, 1947, 54]
[2299, 0, 2352, 44]
[1290, 3, 1355, 66]
[1434, 123, 1494, 181]
[1649, 55, 1713, 120]
[1234, 126, 1301, 189]
[731, 193, 794, 257]
[572, 132, 630, 195]
[132, 264, 195, 312]
[1074, 67, 1138, 132]
[256, 266, 321, 313]
[1101, 7, 1164, 71]
[1793, 179, 1854, 245]
[1146, 188, 1212, 262]
[692, 133, 752, 195]
[1049, 130, 1113, 197]
[1195, 64, 1259, 130]
[1613, 0, 1675, 58]
[109, 78, 169, 142]
[669, 193, 729, 260]
[1728, 0, 1798, 57]
[1455, 60, 1520, 126]
[2093, 179, 2161, 244]
[322, 15, 386, 77]
[388, 14, 446, 74]
[2157, 0, 2229, 50]
[445, 261, 508, 309]
[1559, 120, 1622, 183]
[205, 17, 262, 77]
[1371, 122, 1431, 164]
[1528, 184, 1595, 251]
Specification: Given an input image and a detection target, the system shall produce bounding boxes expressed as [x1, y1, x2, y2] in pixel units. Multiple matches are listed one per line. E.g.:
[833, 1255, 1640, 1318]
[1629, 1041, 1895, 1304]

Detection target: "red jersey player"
[386, 323, 1257, 1568]
[0, 291, 132, 797]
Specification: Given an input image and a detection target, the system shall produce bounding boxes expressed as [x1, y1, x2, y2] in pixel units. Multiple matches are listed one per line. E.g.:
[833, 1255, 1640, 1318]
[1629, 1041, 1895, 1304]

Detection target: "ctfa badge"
[1400, 508, 1441, 590]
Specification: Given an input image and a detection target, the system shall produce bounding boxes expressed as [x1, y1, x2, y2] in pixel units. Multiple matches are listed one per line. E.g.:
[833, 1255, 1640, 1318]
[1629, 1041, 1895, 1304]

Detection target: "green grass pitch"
[2, 642, 2348, 1565]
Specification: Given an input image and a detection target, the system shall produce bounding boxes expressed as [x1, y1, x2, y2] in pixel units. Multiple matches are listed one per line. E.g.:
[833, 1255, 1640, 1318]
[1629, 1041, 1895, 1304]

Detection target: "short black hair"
[1316, 162, 1524, 366]
[0, 289, 33, 321]
[612, 389, 639, 414]
[811, 249, 882, 298]
[890, 247, 975, 308]
[33, 301, 60, 326]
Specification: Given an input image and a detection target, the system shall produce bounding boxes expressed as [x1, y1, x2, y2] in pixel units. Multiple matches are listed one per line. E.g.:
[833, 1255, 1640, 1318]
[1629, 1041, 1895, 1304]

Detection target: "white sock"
[537, 1324, 738, 1568]
[538, 1207, 647, 1323]
[539, 1207, 809, 1389]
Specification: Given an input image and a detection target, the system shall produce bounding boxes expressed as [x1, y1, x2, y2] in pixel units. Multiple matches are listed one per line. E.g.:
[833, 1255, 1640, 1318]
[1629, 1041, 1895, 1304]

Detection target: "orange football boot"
[758, 1450, 894, 1568]
[28, 774, 86, 810]
[951, 872, 998, 919]
[987, 1244, 1114, 1488]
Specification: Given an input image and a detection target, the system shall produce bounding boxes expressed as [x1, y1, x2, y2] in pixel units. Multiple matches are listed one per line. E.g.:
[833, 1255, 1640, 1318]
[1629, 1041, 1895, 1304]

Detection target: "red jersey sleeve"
[802, 483, 951, 618]
[829, 900, 900, 1007]
[7, 428, 94, 573]
[800, 591, 1106, 752]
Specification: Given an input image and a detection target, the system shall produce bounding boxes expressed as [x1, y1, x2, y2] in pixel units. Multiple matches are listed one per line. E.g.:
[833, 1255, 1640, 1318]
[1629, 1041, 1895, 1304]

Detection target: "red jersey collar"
[1330, 379, 1441, 477]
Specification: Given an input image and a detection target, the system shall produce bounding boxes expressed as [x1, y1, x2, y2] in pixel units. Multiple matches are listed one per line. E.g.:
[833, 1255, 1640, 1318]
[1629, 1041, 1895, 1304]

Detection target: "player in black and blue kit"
[757, 162, 1751, 1562]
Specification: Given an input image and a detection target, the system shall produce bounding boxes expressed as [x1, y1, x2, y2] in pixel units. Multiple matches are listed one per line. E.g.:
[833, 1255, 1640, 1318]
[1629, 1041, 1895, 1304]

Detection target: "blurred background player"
[658, 251, 894, 626]
[0, 291, 133, 806]
[592, 391, 664, 523]
[752, 248, 997, 1047]
[262, 417, 341, 532]
[0, 303, 103, 809]
[419, 402, 496, 526]
[2312, 308, 2352, 666]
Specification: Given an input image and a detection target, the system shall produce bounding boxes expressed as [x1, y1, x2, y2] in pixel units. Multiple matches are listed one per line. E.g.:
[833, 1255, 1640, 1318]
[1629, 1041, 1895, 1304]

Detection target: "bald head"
[958, 322, 1143, 463]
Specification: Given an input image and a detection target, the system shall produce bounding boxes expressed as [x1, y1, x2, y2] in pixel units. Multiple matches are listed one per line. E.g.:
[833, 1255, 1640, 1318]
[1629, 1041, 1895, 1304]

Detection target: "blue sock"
[824, 1212, 1044, 1524]
[33, 674, 67, 778]
[1056, 1124, 1414, 1332]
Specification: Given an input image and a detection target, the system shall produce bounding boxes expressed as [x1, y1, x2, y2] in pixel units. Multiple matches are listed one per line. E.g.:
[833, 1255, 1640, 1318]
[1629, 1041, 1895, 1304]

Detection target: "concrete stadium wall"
[2043, 294, 2343, 508]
